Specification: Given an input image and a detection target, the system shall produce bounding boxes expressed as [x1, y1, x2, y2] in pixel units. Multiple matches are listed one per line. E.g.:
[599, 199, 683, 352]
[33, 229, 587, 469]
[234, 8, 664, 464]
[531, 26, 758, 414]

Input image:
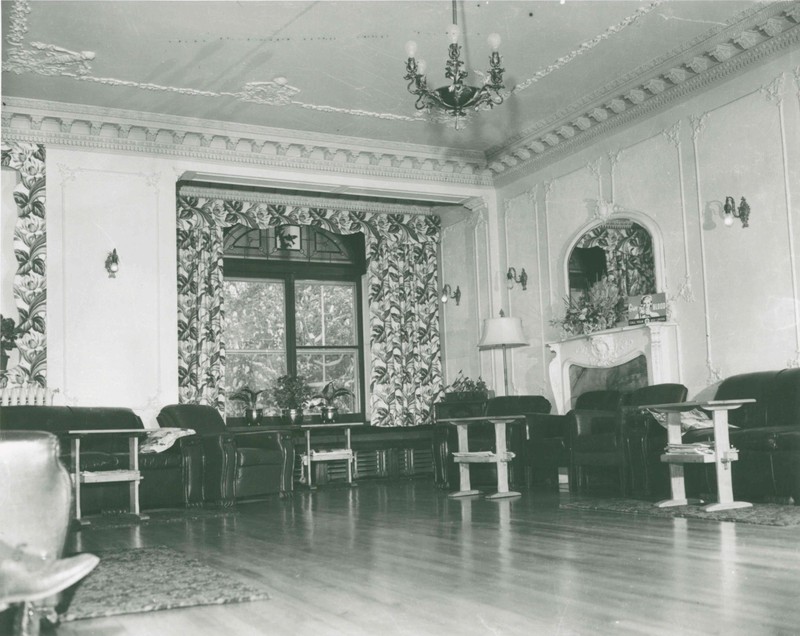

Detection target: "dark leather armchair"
[526, 390, 623, 489]
[157, 404, 294, 504]
[434, 396, 551, 491]
[570, 384, 688, 495]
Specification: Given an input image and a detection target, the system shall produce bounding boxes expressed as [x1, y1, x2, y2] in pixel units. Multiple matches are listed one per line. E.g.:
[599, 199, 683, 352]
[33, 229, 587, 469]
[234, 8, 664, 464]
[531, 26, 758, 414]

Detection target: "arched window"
[222, 225, 366, 420]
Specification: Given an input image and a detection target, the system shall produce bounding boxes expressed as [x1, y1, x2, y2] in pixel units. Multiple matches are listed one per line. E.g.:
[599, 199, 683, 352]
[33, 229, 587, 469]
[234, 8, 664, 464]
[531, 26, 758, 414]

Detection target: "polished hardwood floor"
[60, 480, 798, 636]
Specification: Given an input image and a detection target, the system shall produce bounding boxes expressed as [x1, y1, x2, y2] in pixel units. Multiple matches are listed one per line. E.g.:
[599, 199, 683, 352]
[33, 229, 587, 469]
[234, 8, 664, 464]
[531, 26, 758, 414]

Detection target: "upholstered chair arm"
[571, 410, 619, 438]
[175, 435, 205, 507]
[197, 432, 237, 506]
[526, 413, 570, 439]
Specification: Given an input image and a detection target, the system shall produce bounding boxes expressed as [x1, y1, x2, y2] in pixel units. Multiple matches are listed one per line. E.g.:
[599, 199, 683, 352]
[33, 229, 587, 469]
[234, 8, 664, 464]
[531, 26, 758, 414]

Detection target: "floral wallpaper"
[176, 194, 442, 427]
[0, 142, 46, 388]
[576, 222, 656, 298]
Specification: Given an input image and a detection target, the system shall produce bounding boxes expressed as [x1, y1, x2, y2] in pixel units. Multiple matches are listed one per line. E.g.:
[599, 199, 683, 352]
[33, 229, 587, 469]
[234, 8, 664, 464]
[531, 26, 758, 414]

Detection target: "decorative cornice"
[1, 98, 493, 188]
[490, 3, 800, 183]
[178, 184, 434, 216]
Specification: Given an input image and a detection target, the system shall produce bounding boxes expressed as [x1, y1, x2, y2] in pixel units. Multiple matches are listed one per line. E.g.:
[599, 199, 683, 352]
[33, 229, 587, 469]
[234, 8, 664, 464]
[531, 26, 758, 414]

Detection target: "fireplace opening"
[568, 355, 648, 409]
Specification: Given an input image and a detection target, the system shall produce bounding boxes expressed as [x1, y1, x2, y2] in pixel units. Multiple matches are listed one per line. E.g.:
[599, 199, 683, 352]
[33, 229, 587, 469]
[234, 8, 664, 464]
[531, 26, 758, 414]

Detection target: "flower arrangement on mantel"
[550, 276, 626, 337]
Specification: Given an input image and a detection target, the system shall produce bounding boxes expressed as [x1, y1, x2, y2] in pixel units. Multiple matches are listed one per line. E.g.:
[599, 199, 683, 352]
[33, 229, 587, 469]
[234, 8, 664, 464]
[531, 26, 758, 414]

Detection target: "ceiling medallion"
[403, 0, 505, 130]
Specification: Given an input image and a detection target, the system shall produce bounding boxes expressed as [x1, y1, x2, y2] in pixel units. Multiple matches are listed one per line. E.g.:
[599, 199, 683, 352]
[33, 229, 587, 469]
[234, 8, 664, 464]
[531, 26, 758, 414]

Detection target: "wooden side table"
[436, 415, 523, 500]
[67, 429, 150, 526]
[298, 423, 364, 489]
[642, 399, 754, 511]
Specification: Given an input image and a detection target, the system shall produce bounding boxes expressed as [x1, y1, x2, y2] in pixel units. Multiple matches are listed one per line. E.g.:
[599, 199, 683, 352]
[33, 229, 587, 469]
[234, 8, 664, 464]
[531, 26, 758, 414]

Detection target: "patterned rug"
[74, 508, 239, 530]
[559, 498, 800, 526]
[61, 546, 270, 621]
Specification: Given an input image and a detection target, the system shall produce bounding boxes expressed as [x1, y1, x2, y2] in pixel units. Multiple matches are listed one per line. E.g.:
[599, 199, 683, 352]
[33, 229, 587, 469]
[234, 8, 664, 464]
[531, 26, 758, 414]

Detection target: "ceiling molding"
[1, 97, 493, 188]
[489, 2, 800, 183]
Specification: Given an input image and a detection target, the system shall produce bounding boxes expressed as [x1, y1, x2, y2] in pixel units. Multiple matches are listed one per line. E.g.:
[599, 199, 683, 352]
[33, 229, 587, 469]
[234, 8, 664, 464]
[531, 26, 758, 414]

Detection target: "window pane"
[224, 279, 285, 350]
[295, 282, 356, 347]
[297, 351, 358, 412]
[225, 352, 286, 416]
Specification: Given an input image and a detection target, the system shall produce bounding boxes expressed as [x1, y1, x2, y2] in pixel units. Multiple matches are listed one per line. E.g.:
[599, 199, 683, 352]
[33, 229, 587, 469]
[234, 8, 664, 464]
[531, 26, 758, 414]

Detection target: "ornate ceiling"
[2, 0, 798, 182]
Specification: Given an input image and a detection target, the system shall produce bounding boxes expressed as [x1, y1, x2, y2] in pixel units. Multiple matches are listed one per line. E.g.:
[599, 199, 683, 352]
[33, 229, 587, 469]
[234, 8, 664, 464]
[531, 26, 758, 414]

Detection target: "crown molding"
[489, 3, 800, 183]
[1, 98, 493, 188]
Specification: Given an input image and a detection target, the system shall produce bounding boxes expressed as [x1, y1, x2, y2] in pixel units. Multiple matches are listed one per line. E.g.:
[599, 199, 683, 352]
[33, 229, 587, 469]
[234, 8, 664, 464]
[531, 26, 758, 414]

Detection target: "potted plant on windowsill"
[271, 375, 312, 426]
[307, 382, 354, 424]
[228, 386, 265, 426]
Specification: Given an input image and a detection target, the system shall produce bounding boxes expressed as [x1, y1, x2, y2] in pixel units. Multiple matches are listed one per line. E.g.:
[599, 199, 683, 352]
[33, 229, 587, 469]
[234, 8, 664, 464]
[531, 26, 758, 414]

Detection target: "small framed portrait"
[627, 292, 667, 325]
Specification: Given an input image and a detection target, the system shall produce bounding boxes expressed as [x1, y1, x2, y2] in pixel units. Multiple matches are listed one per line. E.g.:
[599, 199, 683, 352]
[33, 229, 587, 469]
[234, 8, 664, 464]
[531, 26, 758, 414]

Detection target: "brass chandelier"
[403, 0, 505, 130]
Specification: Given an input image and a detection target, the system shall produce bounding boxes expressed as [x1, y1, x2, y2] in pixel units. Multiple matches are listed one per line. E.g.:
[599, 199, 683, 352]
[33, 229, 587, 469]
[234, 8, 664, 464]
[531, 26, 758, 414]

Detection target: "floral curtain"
[176, 194, 442, 427]
[0, 142, 46, 388]
[576, 222, 656, 297]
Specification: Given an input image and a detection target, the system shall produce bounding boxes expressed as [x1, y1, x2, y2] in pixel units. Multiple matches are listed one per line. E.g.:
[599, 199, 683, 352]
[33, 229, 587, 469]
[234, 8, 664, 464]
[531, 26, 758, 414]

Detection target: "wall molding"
[491, 4, 800, 183]
[2, 97, 493, 189]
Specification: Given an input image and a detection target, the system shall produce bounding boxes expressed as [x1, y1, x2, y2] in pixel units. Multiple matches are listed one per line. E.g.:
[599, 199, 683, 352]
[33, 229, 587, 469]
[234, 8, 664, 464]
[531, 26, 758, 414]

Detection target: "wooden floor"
[60, 480, 798, 636]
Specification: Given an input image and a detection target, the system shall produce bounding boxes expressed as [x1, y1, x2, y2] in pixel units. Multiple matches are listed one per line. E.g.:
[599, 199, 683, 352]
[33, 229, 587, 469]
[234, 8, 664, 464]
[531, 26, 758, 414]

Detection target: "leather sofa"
[157, 404, 294, 504]
[630, 368, 800, 503]
[433, 396, 552, 491]
[0, 406, 204, 512]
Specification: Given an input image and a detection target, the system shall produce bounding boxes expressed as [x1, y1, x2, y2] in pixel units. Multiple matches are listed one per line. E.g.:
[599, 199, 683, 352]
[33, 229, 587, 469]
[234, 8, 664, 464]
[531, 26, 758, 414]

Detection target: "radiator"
[0, 385, 59, 406]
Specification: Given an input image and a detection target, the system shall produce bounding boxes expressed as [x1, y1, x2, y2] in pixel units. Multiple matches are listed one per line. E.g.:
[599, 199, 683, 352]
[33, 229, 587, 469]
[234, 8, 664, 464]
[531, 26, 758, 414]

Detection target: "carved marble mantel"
[546, 323, 681, 414]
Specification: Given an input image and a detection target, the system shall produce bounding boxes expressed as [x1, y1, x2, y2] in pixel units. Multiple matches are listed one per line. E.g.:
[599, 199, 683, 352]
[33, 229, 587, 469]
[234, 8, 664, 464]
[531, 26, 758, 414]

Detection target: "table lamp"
[478, 310, 528, 395]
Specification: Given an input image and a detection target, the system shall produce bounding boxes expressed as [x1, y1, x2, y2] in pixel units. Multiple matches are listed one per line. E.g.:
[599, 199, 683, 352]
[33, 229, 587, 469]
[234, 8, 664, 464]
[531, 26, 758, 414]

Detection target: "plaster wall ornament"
[543, 180, 554, 201]
[607, 98, 627, 114]
[529, 141, 546, 154]
[587, 158, 602, 179]
[788, 351, 800, 369]
[644, 78, 667, 95]
[686, 56, 711, 74]
[513, 148, 531, 161]
[795, 67, 800, 106]
[463, 197, 489, 228]
[558, 125, 576, 139]
[707, 360, 722, 385]
[787, 5, 800, 23]
[665, 68, 688, 84]
[625, 88, 647, 105]
[690, 112, 710, 141]
[579, 334, 637, 368]
[589, 107, 609, 122]
[760, 17, 787, 37]
[56, 163, 79, 183]
[573, 117, 592, 131]
[676, 274, 695, 303]
[238, 80, 300, 106]
[543, 133, 560, 147]
[709, 42, 739, 62]
[661, 121, 681, 148]
[607, 149, 622, 167]
[760, 73, 785, 106]
[734, 30, 762, 49]
[146, 128, 159, 142]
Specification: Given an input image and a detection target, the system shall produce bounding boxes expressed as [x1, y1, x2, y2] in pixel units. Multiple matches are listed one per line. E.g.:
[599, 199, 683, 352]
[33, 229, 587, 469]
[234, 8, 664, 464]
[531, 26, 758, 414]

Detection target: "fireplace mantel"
[546, 323, 681, 414]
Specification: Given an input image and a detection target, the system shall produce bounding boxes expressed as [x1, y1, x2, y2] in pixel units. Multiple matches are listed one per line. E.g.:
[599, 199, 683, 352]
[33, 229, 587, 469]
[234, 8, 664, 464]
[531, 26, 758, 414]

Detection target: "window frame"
[223, 257, 367, 423]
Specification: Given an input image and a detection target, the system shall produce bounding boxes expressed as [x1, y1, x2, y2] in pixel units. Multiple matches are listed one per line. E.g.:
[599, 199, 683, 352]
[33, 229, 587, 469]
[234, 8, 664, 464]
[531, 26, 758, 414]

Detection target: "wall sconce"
[723, 196, 751, 228]
[506, 267, 527, 291]
[441, 284, 461, 305]
[105, 249, 119, 278]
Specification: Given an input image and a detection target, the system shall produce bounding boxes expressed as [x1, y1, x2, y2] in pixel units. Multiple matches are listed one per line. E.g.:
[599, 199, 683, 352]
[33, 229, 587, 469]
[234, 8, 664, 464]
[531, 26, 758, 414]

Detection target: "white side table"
[299, 423, 363, 489]
[437, 415, 523, 500]
[643, 399, 754, 511]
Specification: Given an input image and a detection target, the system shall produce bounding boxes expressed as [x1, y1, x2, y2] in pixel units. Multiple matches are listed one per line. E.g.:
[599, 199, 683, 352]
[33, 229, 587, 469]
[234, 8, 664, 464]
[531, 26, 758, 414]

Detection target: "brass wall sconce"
[105, 249, 119, 278]
[506, 267, 527, 291]
[723, 196, 751, 228]
[441, 284, 461, 305]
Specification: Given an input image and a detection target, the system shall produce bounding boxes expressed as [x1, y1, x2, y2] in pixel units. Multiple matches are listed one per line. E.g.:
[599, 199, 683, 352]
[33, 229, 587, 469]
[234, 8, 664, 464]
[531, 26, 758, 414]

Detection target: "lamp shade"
[478, 317, 527, 349]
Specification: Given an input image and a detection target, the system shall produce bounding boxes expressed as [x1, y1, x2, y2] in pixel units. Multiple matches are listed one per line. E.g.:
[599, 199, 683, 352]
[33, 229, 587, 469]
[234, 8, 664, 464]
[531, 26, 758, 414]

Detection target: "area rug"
[61, 546, 270, 621]
[75, 508, 239, 530]
[559, 498, 800, 527]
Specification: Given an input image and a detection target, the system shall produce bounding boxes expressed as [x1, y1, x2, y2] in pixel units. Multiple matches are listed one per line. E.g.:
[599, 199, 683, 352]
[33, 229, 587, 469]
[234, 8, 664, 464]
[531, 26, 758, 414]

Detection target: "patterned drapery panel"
[0, 142, 46, 388]
[576, 223, 656, 297]
[176, 195, 442, 427]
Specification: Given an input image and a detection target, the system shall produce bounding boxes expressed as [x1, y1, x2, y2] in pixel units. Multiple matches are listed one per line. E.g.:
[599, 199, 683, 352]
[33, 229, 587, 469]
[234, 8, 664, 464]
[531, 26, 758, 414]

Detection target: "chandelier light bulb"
[487, 32, 502, 51]
[724, 214, 734, 227]
[417, 59, 427, 76]
[446, 24, 460, 44]
[405, 40, 418, 58]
